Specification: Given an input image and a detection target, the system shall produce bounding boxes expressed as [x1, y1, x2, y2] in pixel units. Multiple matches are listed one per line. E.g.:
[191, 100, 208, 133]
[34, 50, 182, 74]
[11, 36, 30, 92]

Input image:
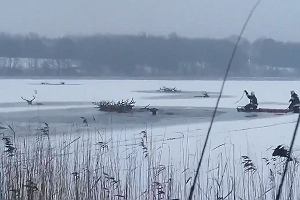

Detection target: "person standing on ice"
[244, 90, 258, 111]
[288, 90, 300, 113]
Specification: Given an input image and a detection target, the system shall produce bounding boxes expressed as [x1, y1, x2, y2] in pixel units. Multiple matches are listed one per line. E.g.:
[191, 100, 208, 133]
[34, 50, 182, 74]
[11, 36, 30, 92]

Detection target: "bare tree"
[159, 87, 181, 93]
[141, 104, 159, 115]
[21, 96, 36, 105]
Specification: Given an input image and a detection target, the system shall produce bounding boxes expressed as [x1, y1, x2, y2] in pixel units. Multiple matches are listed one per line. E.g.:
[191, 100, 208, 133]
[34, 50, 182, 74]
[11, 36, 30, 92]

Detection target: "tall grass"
[0, 124, 299, 199]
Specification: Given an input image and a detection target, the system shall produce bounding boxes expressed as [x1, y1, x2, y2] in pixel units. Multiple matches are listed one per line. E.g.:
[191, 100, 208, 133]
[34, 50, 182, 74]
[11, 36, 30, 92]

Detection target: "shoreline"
[1, 76, 300, 81]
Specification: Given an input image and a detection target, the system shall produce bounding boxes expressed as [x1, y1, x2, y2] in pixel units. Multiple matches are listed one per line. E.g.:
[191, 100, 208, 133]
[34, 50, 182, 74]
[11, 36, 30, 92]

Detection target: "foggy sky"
[0, 0, 299, 42]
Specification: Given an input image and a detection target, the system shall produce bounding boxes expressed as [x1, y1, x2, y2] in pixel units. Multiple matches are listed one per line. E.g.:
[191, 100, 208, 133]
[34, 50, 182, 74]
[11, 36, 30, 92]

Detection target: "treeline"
[0, 33, 299, 78]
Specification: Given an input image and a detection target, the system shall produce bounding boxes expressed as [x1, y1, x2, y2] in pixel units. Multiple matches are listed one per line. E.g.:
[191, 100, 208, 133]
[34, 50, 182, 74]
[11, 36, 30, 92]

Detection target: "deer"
[21, 96, 36, 105]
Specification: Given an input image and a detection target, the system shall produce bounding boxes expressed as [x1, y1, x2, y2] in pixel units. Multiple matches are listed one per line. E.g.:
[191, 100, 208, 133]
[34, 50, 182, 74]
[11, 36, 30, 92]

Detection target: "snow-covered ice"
[0, 78, 299, 162]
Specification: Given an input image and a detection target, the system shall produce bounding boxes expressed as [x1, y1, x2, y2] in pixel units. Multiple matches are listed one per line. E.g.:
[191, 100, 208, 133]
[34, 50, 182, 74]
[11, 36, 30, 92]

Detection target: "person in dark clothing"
[288, 90, 300, 113]
[244, 90, 258, 111]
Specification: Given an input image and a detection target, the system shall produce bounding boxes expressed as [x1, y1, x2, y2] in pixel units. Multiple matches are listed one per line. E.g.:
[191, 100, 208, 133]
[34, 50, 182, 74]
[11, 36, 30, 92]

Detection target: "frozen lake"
[0, 79, 297, 108]
[0, 79, 299, 155]
[1, 78, 300, 199]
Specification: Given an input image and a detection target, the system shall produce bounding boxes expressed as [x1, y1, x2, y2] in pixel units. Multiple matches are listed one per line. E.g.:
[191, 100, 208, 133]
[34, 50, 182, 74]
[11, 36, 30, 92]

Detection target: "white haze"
[0, 0, 299, 42]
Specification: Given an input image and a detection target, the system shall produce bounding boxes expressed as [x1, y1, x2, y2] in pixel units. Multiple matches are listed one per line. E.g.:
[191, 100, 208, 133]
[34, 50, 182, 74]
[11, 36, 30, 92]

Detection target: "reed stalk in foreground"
[0, 124, 299, 200]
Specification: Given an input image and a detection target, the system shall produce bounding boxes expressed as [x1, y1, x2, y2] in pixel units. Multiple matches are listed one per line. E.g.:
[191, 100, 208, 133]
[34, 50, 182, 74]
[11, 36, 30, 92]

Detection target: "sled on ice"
[236, 106, 291, 114]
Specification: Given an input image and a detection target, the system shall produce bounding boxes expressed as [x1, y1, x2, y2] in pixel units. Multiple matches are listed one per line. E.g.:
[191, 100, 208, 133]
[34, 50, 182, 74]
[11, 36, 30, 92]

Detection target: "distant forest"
[0, 33, 299, 78]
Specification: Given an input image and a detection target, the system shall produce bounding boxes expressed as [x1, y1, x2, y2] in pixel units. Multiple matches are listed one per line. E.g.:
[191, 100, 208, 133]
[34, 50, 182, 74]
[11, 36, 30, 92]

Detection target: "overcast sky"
[0, 0, 299, 42]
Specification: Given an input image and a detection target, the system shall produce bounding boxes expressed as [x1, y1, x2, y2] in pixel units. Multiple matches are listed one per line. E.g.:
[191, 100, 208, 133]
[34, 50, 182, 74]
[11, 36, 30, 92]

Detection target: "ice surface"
[0, 78, 299, 160]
